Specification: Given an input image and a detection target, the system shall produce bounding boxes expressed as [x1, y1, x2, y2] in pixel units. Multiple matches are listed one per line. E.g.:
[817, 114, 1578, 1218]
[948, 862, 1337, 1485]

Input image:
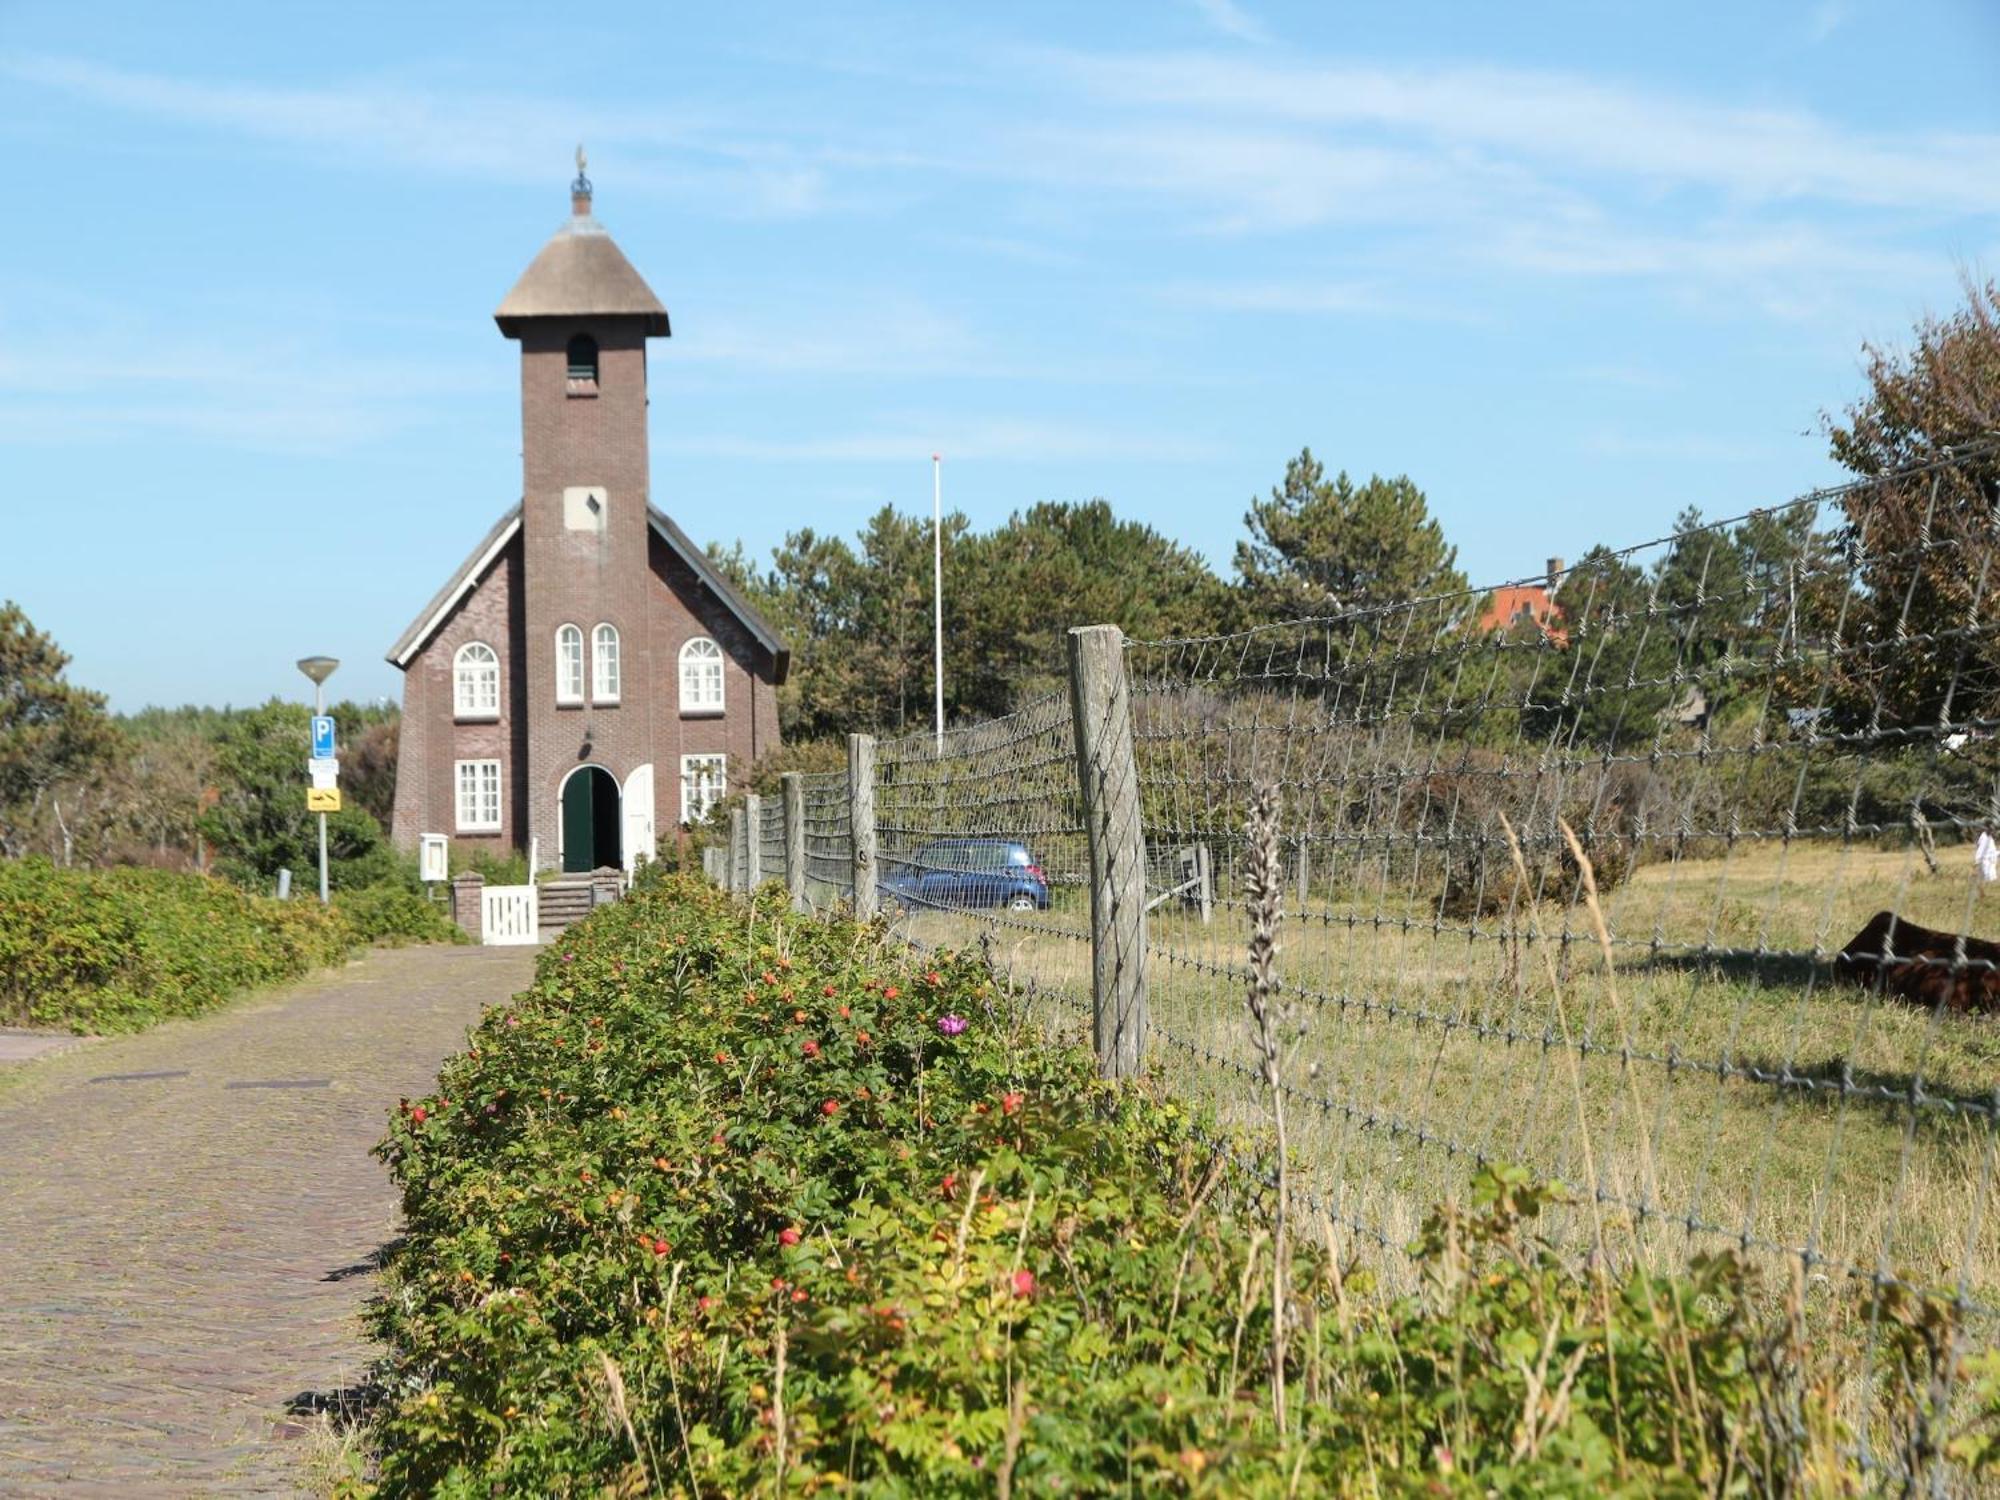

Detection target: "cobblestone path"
[0, 943, 536, 1497]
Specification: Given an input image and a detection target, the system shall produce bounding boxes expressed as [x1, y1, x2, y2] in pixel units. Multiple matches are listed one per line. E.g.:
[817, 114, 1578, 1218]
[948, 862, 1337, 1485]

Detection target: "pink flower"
[1001, 1091, 1023, 1116]
[937, 1014, 968, 1036]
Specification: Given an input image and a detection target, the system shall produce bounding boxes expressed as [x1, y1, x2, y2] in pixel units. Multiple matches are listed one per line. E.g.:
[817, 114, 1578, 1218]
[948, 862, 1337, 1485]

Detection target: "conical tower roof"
[495, 153, 670, 338]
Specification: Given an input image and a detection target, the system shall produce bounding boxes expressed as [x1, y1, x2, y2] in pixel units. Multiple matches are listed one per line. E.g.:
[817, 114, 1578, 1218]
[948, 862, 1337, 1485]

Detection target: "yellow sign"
[307, 787, 342, 813]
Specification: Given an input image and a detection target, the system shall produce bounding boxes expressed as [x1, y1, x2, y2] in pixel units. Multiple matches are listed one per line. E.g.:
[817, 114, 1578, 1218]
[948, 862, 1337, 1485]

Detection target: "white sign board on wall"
[419, 833, 449, 884]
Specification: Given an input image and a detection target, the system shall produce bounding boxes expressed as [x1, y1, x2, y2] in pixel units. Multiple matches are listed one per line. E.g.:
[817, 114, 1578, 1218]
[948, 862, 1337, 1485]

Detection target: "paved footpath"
[0, 943, 536, 1498]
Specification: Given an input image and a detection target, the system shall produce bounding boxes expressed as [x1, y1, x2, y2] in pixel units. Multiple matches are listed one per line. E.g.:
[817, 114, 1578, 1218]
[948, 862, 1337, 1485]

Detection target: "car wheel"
[1008, 891, 1037, 912]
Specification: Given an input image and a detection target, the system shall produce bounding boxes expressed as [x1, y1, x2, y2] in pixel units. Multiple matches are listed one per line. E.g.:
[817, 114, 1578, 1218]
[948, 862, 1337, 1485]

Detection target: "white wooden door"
[622, 763, 656, 875]
[481, 884, 539, 945]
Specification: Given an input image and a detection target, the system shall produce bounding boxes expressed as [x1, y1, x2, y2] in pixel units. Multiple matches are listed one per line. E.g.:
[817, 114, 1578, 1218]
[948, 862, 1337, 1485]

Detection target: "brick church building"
[387, 161, 788, 873]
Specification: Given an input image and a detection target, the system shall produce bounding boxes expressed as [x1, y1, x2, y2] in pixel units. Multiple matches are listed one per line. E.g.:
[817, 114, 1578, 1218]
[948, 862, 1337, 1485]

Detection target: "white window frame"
[681, 753, 726, 825]
[452, 641, 500, 720]
[454, 758, 502, 833]
[592, 623, 621, 704]
[555, 623, 585, 705]
[679, 636, 725, 716]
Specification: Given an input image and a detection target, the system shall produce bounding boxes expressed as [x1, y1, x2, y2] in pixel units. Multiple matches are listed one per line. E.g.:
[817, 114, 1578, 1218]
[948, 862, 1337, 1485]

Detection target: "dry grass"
[897, 839, 2000, 1315]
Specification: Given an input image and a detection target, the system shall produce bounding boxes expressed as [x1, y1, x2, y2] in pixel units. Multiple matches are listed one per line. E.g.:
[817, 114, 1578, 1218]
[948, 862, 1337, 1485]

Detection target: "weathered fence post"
[849, 733, 877, 920]
[743, 794, 763, 891]
[1067, 624, 1147, 1078]
[727, 808, 746, 893]
[781, 772, 807, 912]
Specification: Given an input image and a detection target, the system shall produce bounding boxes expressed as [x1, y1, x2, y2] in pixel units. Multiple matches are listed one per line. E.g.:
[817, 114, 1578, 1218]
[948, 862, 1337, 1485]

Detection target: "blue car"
[882, 838, 1051, 913]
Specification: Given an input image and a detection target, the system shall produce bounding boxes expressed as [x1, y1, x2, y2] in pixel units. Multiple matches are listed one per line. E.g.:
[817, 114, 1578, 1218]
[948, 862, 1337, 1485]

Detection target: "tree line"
[2, 278, 1995, 877]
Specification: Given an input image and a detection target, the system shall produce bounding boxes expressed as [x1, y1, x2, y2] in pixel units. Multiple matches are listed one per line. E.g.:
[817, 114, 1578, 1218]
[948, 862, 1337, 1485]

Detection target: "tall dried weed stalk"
[1242, 780, 1291, 1434]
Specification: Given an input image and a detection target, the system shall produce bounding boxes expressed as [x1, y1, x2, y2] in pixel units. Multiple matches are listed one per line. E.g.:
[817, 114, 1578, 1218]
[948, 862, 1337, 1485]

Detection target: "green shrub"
[358, 877, 1996, 1496]
[334, 885, 467, 948]
[0, 858, 354, 1031]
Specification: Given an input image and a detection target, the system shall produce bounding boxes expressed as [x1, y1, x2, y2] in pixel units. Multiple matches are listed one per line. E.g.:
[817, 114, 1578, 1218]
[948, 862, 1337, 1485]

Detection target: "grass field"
[893, 838, 2000, 1322]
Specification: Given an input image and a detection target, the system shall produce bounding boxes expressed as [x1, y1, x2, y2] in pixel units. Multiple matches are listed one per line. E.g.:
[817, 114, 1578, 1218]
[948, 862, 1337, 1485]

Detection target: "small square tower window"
[563, 486, 608, 533]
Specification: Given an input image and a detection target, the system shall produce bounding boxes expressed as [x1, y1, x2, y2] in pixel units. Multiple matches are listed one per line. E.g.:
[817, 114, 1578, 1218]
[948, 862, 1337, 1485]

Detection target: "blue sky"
[3, 0, 1997, 711]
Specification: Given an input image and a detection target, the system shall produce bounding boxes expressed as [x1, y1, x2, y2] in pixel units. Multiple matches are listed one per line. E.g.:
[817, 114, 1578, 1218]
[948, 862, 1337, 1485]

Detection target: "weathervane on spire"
[571, 144, 592, 211]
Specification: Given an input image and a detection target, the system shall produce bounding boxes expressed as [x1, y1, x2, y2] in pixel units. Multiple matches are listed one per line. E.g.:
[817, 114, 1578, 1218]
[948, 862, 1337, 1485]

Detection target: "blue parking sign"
[311, 715, 336, 759]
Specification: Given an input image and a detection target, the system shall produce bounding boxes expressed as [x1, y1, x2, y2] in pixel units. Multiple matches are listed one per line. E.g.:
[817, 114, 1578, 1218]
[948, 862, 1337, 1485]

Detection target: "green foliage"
[0, 600, 120, 859]
[718, 499, 1231, 740]
[0, 858, 353, 1030]
[1813, 277, 2000, 732]
[1235, 449, 1467, 623]
[355, 878, 1962, 1496]
[334, 884, 467, 947]
[198, 700, 400, 892]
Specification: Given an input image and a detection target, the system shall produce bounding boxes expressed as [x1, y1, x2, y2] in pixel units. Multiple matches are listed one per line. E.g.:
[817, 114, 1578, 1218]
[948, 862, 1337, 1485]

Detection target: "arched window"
[453, 641, 500, 719]
[566, 333, 598, 392]
[555, 624, 584, 704]
[592, 623, 621, 703]
[679, 636, 724, 714]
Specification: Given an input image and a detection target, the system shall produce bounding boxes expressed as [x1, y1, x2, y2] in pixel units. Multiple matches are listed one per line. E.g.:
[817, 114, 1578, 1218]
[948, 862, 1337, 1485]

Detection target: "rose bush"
[357, 872, 2000, 1496]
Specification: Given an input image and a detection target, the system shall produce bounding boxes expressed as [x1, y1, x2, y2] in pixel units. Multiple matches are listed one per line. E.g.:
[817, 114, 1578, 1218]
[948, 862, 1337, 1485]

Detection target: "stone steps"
[538, 871, 620, 939]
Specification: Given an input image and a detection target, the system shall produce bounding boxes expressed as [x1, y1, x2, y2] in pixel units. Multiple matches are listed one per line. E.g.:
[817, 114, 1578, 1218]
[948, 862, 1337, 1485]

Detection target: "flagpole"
[932, 452, 944, 756]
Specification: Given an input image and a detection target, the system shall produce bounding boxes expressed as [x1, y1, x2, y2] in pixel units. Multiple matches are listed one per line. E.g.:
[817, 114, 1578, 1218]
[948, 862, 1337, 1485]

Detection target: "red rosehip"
[1012, 1269, 1036, 1298]
[1001, 1092, 1023, 1116]
[653, 1239, 671, 1257]
[698, 1295, 714, 1311]
[778, 1226, 801, 1246]
[822, 984, 837, 997]
[839, 1004, 851, 1019]
[821, 1099, 840, 1116]
[802, 1040, 820, 1058]
[410, 1105, 427, 1124]
[883, 985, 900, 1000]
[791, 1287, 809, 1303]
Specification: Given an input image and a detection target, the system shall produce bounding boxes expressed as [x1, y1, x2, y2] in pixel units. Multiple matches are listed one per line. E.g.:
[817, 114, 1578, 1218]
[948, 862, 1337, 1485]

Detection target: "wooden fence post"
[849, 733, 877, 920]
[728, 808, 745, 893]
[743, 794, 763, 891]
[781, 772, 807, 912]
[1067, 624, 1147, 1078]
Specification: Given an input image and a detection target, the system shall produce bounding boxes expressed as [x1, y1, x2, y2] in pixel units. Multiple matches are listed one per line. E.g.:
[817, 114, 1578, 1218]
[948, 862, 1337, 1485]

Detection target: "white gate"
[481, 883, 540, 945]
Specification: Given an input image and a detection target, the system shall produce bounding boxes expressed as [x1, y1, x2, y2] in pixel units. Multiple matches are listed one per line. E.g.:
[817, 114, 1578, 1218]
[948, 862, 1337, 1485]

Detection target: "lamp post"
[296, 655, 339, 903]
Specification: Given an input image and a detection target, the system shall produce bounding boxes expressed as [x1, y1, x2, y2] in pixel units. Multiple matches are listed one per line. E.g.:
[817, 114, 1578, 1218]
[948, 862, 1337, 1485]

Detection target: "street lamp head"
[296, 656, 340, 686]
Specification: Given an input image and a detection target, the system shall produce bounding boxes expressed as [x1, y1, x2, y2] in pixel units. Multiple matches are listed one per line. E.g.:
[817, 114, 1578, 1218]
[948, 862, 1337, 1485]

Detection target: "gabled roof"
[384, 503, 791, 686]
[495, 213, 670, 337]
[386, 506, 522, 667]
[647, 507, 791, 684]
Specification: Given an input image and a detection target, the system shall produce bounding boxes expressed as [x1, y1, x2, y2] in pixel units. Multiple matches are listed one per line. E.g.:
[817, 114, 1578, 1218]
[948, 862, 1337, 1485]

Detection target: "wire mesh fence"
[1125, 446, 2000, 1482]
[756, 795, 786, 878]
[800, 770, 852, 911]
[874, 694, 1096, 1032]
[700, 442, 2000, 1486]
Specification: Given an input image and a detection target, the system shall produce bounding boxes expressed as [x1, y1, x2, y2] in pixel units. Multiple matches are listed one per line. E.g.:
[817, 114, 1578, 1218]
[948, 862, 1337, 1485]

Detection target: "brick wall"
[392, 314, 782, 860]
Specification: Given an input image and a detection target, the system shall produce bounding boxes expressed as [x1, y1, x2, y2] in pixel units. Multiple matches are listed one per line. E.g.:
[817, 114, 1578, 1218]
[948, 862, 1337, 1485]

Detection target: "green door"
[561, 766, 622, 873]
[562, 769, 596, 872]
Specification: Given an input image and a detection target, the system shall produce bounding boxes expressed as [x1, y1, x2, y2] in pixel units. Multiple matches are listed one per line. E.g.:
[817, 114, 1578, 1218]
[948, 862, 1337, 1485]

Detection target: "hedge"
[355, 872, 2000, 1496]
[0, 859, 460, 1032]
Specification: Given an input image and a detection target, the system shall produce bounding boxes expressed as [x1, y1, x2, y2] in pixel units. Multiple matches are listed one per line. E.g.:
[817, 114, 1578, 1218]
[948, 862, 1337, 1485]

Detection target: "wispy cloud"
[0, 54, 851, 218]
[1808, 0, 1854, 42]
[1189, 0, 1268, 44]
[1044, 50, 2000, 217]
